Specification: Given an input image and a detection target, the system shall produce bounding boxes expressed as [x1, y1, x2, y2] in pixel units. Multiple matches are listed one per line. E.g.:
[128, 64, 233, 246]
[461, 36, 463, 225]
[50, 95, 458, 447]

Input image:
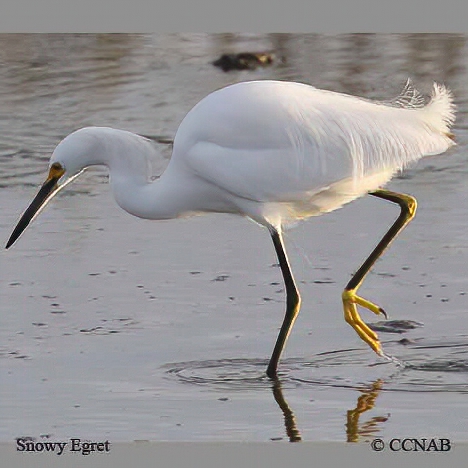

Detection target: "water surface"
[1, 34, 468, 443]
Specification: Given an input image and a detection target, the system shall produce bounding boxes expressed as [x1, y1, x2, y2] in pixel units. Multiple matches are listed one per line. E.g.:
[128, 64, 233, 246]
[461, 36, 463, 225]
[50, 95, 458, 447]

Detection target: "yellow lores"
[47, 161, 66, 182]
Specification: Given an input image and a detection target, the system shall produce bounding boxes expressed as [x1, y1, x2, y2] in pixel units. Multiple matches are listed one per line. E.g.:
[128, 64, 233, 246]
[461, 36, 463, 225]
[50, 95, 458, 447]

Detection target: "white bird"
[6, 80, 456, 378]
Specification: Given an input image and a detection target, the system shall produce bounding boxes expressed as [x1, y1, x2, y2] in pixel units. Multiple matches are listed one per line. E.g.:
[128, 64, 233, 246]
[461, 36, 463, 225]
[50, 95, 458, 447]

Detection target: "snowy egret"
[6, 80, 456, 378]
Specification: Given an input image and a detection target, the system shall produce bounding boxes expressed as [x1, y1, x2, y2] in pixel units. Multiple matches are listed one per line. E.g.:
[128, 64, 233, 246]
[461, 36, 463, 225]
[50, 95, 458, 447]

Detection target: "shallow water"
[1, 33, 468, 443]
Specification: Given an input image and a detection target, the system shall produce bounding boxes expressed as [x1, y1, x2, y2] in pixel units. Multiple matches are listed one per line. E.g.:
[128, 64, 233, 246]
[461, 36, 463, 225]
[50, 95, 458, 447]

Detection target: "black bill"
[6, 175, 61, 249]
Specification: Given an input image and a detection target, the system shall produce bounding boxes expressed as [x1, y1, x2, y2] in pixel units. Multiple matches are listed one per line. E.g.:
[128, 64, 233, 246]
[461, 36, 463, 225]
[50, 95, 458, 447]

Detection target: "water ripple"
[163, 336, 468, 394]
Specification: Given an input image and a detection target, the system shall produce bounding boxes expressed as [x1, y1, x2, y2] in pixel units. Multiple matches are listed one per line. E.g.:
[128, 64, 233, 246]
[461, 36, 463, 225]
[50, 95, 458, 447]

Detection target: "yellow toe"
[342, 290, 383, 355]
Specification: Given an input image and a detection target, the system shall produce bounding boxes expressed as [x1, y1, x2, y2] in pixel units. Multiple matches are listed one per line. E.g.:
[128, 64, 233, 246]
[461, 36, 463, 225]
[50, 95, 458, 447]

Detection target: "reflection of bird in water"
[346, 379, 388, 443]
[271, 377, 388, 443]
[271, 379, 302, 442]
[6, 80, 455, 378]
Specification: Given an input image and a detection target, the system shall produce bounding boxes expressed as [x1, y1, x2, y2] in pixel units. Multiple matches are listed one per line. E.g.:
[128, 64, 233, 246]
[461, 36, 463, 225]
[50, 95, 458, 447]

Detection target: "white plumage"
[44, 80, 455, 228]
[171, 80, 455, 226]
[6, 79, 456, 378]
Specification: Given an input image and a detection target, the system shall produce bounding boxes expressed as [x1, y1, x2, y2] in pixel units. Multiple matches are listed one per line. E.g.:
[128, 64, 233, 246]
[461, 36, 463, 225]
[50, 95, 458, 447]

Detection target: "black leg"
[266, 227, 301, 378]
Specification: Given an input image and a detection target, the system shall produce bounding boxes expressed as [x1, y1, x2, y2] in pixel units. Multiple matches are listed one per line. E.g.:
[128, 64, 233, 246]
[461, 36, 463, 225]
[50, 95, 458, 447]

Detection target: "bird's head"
[5, 131, 91, 249]
[6, 127, 154, 248]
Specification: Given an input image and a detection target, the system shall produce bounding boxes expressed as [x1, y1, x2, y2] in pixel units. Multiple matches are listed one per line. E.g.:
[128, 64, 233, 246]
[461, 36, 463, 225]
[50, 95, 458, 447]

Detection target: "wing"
[173, 80, 455, 204]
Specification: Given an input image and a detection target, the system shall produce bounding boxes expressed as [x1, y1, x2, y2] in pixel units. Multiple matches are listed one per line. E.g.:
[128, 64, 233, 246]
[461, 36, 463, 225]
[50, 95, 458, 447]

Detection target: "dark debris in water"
[398, 338, 415, 345]
[213, 52, 274, 72]
[80, 326, 104, 333]
[369, 320, 424, 334]
[79, 326, 120, 335]
[79, 317, 139, 335]
[1, 349, 30, 359]
[212, 275, 230, 282]
[377, 272, 396, 278]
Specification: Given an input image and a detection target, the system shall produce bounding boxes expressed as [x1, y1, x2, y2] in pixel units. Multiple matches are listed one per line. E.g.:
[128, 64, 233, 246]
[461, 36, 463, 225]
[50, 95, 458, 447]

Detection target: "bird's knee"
[407, 196, 417, 217]
[294, 290, 301, 307]
[401, 195, 417, 218]
[287, 289, 301, 311]
[342, 289, 355, 303]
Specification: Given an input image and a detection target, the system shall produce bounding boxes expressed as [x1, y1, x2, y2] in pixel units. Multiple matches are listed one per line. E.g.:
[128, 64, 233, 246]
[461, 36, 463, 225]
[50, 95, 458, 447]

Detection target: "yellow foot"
[342, 289, 386, 356]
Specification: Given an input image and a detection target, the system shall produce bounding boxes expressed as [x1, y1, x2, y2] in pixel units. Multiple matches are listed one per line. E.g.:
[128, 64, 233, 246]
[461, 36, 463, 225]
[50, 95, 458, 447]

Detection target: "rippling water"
[164, 335, 468, 393]
[1, 34, 468, 443]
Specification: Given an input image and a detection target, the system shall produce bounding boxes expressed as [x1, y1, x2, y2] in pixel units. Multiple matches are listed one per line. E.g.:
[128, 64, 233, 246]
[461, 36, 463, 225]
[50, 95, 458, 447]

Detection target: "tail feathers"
[389, 78, 426, 109]
[388, 79, 456, 140]
[423, 82, 456, 138]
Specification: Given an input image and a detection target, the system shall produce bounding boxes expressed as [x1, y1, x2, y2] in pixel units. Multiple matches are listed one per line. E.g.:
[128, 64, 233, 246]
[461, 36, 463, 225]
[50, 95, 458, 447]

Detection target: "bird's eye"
[50, 162, 63, 171]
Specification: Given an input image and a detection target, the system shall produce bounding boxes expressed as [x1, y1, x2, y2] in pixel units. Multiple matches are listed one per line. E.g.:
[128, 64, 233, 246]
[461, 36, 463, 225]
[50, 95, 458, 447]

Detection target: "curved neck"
[110, 172, 185, 220]
[55, 127, 236, 221]
[69, 128, 187, 219]
[110, 161, 236, 221]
